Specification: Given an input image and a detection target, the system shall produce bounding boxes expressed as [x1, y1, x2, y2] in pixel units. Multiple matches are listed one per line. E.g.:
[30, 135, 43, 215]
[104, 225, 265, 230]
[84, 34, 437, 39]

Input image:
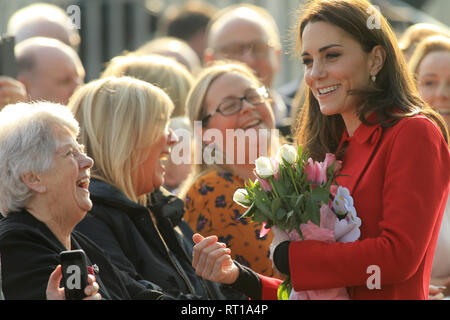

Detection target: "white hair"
[0, 102, 79, 216]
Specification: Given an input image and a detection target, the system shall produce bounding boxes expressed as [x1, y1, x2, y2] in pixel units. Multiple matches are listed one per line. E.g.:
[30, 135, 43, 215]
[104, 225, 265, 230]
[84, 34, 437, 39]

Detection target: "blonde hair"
[101, 54, 193, 117]
[135, 37, 201, 74]
[408, 35, 450, 76]
[68, 76, 174, 204]
[399, 23, 449, 60]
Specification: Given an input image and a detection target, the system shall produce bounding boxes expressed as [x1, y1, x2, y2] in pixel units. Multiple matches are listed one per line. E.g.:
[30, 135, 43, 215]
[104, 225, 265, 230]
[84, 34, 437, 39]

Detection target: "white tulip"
[233, 188, 252, 208]
[277, 144, 297, 165]
[254, 156, 274, 179]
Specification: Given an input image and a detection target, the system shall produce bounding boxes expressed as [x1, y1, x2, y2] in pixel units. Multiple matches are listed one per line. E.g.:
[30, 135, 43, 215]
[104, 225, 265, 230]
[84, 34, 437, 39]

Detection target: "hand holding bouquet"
[233, 144, 362, 300]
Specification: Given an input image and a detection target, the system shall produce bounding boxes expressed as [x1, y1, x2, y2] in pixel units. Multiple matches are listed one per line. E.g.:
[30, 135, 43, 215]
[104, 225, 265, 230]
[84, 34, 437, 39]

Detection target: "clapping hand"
[192, 233, 239, 284]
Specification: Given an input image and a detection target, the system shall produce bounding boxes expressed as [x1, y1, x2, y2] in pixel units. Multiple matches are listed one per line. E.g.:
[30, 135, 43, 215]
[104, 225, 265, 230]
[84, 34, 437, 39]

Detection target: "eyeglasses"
[217, 41, 274, 59]
[201, 87, 269, 125]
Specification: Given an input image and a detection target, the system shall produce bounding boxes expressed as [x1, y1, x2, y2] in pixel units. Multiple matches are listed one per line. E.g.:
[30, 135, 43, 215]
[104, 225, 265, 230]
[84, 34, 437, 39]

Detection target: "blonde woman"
[399, 23, 449, 62]
[101, 54, 195, 193]
[409, 35, 450, 298]
[180, 61, 279, 277]
[101, 54, 193, 117]
[69, 77, 233, 299]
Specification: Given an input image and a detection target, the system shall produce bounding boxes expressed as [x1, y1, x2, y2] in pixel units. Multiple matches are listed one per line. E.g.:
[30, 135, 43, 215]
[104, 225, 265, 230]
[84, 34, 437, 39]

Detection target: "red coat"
[260, 115, 450, 300]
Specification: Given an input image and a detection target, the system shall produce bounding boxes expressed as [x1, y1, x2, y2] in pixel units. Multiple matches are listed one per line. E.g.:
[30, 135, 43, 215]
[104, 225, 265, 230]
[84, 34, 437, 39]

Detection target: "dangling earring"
[371, 75, 377, 83]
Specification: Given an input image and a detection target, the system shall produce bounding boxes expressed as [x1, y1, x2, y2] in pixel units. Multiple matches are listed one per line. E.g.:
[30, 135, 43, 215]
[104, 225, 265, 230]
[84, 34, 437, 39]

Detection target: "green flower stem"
[269, 178, 280, 198]
[288, 169, 300, 195]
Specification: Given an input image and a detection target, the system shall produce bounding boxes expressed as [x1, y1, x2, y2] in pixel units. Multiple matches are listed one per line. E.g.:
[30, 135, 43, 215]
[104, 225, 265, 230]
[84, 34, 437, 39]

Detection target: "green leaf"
[277, 277, 292, 300]
[271, 198, 282, 216]
[276, 208, 287, 221]
[254, 189, 272, 219]
[305, 196, 320, 226]
[240, 202, 255, 219]
[311, 187, 329, 203]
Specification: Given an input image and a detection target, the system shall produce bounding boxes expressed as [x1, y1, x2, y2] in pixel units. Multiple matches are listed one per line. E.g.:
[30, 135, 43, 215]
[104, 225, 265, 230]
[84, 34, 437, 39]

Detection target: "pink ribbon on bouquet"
[288, 204, 350, 300]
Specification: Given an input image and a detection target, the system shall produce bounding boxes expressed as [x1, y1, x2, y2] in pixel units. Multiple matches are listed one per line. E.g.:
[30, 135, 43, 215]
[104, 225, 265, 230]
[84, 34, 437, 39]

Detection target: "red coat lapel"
[337, 121, 383, 195]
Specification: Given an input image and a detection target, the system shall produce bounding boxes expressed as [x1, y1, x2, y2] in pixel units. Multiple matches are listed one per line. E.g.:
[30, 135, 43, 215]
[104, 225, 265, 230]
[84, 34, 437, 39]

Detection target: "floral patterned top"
[184, 170, 277, 277]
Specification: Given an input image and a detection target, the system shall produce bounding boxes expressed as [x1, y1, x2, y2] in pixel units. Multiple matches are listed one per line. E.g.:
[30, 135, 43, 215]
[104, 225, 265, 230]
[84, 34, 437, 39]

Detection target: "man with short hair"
[15, 37, 85, 105]
[204, 4, 291, 131]
[7, 2, 81, 51]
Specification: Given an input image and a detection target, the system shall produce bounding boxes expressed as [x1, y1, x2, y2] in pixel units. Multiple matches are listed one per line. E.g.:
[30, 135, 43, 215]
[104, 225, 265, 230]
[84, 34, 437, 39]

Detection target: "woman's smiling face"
[203, 71, 275, 164]
[301, 21, 375, 119]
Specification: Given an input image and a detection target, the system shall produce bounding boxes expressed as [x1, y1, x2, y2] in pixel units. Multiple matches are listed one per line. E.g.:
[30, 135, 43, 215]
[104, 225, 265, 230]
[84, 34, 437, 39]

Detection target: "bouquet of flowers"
[233, 144, 362, 300]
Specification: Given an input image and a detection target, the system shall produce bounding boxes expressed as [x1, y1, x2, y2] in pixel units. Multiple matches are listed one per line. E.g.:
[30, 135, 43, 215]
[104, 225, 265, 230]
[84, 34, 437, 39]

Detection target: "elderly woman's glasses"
[201, 86, 269, 125]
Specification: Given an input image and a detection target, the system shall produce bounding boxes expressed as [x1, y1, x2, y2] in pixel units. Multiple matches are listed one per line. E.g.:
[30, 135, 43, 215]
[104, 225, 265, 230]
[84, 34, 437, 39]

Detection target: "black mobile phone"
[0, 35, 17, 78]
[59, 249, 88, 300]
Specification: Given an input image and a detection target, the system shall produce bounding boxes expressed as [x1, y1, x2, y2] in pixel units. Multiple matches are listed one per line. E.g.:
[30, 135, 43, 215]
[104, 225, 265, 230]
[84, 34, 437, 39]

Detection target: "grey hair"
[0, 102, 79, 216]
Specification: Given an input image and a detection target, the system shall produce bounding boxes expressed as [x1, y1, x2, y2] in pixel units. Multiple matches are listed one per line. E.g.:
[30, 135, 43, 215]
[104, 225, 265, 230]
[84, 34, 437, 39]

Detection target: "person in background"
[409, 34, 450, 299]
[100, 54, 194, 193]
[101, 54, 193, 117]
[190, 0, 450, 300]
[70, 76, 243, 299]
[158, 0, 218, 63]
[179, 61, 279, 278]
[135, 37, 201, 75]
[399, 23, 449, 62]
[0, 76, 27, 110]
[15, 37, 85, 105]
[409, 35, 450, 127]
[0, 101, 174, 300]
[7, 2, 81, 51]
[204, 4, 290, 132]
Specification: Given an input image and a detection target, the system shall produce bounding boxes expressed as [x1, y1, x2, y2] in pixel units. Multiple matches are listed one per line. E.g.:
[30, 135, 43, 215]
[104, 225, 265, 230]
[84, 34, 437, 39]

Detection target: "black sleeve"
[0, 229, 60, 300]
[227, 261, 262, 300]
[273, 241, 291, 275]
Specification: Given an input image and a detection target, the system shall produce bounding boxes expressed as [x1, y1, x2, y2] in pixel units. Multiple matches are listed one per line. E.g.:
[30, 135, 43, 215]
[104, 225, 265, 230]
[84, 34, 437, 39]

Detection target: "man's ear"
[369, 45, 386, 76]
[16, 74, 31, 97]
[21, 172, 46, 193]
[203, 48, 216, 66]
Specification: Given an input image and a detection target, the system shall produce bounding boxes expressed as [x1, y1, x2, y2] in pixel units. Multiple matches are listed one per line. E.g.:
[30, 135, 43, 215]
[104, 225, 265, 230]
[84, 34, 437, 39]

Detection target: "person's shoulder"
[0, 211, 41, 239]
[394, 114, 441, 133]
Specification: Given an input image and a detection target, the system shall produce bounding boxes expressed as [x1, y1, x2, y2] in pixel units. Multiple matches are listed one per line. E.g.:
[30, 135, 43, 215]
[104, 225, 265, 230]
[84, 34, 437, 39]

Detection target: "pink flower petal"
[259, 222, 270, 238]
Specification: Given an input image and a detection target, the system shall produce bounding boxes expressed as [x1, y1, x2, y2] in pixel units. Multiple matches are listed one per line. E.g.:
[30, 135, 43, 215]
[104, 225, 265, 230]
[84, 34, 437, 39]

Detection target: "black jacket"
[75, 179, 244, 300]
[0, 210, 174, 300]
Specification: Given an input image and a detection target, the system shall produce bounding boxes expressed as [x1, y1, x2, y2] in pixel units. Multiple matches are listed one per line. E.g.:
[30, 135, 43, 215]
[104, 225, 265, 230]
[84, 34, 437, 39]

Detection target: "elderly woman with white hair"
[0, 102, 175, 300]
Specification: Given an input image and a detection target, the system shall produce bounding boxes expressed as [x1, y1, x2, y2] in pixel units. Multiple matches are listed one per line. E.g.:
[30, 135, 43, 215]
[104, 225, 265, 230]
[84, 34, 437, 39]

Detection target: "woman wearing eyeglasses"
[179, 61, 279, 277]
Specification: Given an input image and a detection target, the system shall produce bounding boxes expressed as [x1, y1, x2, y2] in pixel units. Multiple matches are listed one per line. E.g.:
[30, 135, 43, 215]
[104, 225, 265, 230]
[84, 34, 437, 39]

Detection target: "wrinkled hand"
[46, 265, 102, 300]
[0, 76, 27, 110]
[192, 233, 239, 284]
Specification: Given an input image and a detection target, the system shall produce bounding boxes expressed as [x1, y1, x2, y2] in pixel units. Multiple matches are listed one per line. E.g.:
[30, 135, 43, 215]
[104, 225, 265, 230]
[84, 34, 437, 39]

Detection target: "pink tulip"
[257, 178, 272, 192]
[305, 158, 328, 186]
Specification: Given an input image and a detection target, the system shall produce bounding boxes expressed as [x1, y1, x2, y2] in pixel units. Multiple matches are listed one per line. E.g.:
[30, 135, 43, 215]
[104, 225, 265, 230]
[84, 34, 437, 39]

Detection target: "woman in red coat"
[191, 0, 450, 300]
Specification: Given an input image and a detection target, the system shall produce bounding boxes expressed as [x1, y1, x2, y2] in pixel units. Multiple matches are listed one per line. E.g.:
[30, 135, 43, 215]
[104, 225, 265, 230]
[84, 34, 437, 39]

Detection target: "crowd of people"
[0, 0, 449, 301]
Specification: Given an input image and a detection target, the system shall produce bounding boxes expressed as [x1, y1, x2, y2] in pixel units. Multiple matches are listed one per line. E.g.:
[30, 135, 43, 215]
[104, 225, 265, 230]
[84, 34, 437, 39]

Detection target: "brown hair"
[293, 0, 448, 161]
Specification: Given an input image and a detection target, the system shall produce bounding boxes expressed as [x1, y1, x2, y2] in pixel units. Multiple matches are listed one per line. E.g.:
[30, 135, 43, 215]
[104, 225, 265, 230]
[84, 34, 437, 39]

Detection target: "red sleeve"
[259, 274, 282, 300]
[289, 118, 450, 291]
